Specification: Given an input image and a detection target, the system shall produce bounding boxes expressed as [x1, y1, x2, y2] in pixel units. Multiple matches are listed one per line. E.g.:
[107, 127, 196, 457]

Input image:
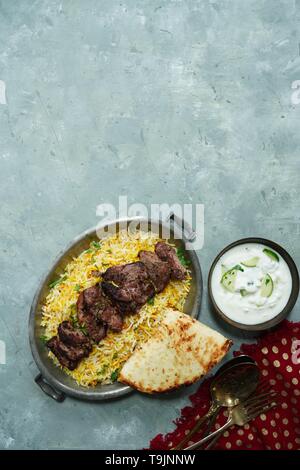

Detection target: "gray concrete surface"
[0, 0, 299, 449]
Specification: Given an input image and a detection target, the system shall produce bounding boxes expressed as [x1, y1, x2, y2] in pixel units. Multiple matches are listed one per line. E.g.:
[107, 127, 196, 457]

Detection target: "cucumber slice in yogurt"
[241, 256, 260, 267]
[263, 248, 279, 262]
[221, 264, 228, 275]
[221, 265, 244, 293]
[260, 273, 273, 297]
[240, 288, 250, 297]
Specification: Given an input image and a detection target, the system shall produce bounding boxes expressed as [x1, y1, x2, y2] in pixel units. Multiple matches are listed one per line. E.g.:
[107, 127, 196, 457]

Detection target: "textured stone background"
[0, 0, 299, 449]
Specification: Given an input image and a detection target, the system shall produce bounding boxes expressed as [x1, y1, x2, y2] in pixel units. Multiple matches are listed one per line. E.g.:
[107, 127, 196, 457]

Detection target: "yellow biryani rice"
[41, 230, 191, 387]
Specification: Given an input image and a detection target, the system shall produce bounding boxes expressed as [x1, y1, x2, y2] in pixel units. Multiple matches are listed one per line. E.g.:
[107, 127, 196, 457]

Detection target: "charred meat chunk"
[77, 288, 107, 340]
[77, 284, 123, 338]
[138, 250, 171, 293]
[100, 306, 123, 331]
[58, 320, 91, 347]
[55, 338, 91, 362]
[47, 321, 92, 370]
[155, 242, 186, 280]
[101, 283, 139, 315]
[102, 262, 155, 313]
[85, 284, 123, 332]
[47, 336, 82, 370]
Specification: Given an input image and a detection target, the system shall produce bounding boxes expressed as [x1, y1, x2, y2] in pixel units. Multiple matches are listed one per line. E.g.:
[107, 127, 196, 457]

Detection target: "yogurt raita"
[211, 243, 292, 325]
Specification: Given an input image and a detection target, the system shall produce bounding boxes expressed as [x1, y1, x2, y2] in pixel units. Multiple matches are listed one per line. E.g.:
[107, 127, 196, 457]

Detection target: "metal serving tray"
[29, 215, 202, 402]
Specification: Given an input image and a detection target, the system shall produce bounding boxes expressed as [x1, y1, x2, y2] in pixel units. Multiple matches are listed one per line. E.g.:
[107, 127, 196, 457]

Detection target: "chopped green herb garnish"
[40, 335, 48, 344]
[98, 365, 108, 376]
[147, 297, 155, 305]
[90, 241, 101, 249]
[70, 312, 88, 335]
[74, 284, 81, 292]
[49, 274, 67, 289]
[83, 248, 93, 254]
[79, 324, 88, 336]
[69, 303, 77, 315]
[70, 311, 79, 328]
[110, 369, 120, 382]
[112, 352, 118, 360]
[176, 247, 191, 267]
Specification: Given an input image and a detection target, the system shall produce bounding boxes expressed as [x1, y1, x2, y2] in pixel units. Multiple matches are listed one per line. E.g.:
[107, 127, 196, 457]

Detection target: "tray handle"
[35, 374, 65, 402]
[166, 212, 196, 242]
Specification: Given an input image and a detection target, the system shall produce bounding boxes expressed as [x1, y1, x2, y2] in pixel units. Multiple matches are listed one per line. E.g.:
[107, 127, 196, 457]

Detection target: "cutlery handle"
[173, 404, 219, 450]
[184, 417, 233, 450]
[197, 408, 220, 449]
[204, 432, 222, 450]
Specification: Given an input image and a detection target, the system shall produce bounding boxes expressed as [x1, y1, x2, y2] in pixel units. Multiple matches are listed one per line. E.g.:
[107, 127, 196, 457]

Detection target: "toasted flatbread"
[119, 309, 232, 393]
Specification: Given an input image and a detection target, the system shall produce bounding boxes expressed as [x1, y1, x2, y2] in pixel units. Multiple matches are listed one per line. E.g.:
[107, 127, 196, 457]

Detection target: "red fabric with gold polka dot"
[149, 321, 300, 450]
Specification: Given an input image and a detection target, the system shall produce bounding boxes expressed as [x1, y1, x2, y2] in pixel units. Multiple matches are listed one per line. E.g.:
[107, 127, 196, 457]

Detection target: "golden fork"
[203, 379, 274, 450]
[184, 389, 277, 450]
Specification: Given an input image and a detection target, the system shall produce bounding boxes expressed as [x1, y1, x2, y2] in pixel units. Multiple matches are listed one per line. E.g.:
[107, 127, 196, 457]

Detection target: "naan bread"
[119, 309, 232, 393]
